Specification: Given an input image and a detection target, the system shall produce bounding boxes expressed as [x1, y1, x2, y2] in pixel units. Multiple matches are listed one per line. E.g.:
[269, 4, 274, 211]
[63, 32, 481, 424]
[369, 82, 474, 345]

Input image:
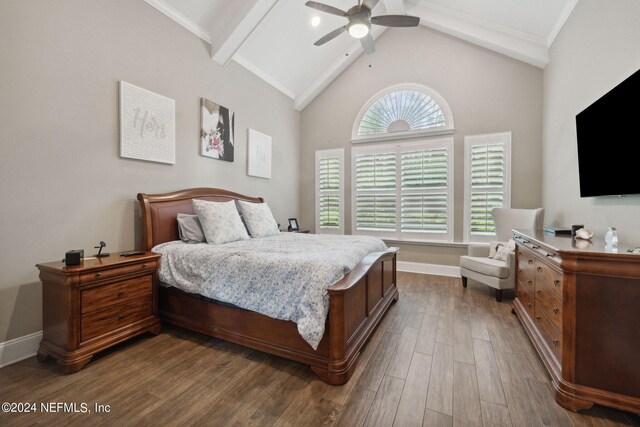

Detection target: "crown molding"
[546, 0, 579, 47]
[409, 1, 549, 68]
[144, 0, 211, 44]
[294, 26, 387, 111]
[233, 54, 296, 99]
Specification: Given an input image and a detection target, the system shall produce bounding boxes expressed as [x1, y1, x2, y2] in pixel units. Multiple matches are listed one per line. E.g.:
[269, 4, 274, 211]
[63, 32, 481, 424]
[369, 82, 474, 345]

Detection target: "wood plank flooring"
[1, 272, 639, 426]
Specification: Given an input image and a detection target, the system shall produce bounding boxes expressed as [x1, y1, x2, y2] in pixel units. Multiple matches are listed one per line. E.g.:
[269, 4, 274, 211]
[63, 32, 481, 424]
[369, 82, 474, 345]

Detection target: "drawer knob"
[536, 267, 542, 272]
[536, 316, 541, 320]
[117, 291, 125, 299]
[142, 263, 148, 268]
[528, 280, 532, 285]
[553, 307, 559, 315]
[117, 314, 125, 322]
[553, 339, 559, 347]
[532, 245, 540, 250]
[95, 272, 102, 278]
[527, 303, 532, 308]
[554, 280, 561, 287]
[545, 253, 552, 257]
[523, 239, 530, 244]
[536, 290, 541, 295]
[528, 260, 533, 265]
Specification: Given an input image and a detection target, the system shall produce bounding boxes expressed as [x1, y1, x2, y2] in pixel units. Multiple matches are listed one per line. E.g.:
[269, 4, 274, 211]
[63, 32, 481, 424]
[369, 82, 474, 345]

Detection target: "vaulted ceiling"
[145, 0, 578, 110]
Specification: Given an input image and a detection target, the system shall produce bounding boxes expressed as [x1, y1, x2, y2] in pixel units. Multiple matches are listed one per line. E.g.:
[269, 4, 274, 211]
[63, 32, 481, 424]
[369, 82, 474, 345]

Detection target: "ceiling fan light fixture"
[348, 20, 370, 38]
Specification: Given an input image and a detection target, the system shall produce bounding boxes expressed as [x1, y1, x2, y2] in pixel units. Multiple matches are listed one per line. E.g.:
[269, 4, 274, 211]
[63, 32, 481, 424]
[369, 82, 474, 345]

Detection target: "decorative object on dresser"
[138, 187, 398, 385]
[513, 229, 640, 413]
[460, 208, 544, 301]
[36, 252, 161, 373]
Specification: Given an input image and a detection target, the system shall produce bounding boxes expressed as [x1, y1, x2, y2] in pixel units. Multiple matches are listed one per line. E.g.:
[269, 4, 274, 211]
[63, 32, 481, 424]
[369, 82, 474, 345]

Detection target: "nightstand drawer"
[80, 260, 157, 284]
[81, 298, 153, 342]
[81, 275, 153, 314]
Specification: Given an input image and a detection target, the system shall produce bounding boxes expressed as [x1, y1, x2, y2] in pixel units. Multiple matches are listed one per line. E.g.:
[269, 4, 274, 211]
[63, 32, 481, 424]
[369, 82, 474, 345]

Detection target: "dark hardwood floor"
[1, 272, 639, 426]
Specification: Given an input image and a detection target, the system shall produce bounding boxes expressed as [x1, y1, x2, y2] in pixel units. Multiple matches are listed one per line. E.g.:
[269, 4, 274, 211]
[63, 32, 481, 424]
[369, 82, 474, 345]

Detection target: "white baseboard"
[0, 331, 42, 368]
[397, 261, 461, 277]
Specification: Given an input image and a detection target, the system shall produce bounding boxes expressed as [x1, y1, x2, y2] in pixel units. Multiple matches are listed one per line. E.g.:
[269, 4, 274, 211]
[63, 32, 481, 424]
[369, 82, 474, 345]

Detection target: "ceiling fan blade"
[371, 15, 420, 27]
[305, 1, 347, 17]
[362, 0, 380, 10]
[360, 33, 375, 54]
[314, 26, 347, 46]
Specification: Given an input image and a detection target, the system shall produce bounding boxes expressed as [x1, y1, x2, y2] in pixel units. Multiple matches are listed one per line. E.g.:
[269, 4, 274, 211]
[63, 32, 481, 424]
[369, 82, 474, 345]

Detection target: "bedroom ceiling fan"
[306, 0, 420, 54]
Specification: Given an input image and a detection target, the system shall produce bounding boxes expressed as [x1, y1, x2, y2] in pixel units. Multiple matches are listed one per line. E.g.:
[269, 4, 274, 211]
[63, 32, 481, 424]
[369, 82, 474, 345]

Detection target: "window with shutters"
[315, 149, 344, 234]
[463, 132, 511, 243]
[352, 84, 454, 144]
[352, 138, 454, 242]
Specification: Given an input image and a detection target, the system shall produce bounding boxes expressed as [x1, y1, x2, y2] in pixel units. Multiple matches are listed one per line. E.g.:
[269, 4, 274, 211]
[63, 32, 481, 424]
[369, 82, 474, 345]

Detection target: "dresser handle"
[528, 280, 532, 285]
[536, 267, 542, 272]
[117, 314, 125, 322]
[117, 291, 125, 299]
[536, 316, 541, 321]
[545, 253, 552, 257]
[527, 260, 533, 265]
[536, 290, 541, 295]
[554, 280, 561, 287]
[142, 263, 148, 268]
[553, 339, 559, 347]
[532, 245, 540, 250]
[95, 272, 102, 278]
[522, 239, 530, 244]
[553, 307, 559, 315]
[527, 303, 532, 308]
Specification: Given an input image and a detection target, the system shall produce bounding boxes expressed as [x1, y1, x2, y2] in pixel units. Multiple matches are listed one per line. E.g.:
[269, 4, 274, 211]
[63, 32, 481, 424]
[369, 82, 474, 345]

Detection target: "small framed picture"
[288, 218, 299, 231]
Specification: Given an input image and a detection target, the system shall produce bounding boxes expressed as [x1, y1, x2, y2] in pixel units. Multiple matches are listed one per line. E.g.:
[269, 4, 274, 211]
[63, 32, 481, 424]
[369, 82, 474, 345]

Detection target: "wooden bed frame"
[137, 187, 399, 385]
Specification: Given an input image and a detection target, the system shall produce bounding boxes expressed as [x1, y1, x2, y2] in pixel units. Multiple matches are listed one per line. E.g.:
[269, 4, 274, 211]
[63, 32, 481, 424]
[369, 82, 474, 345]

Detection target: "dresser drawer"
[534, 304, 562, 364]
[517, 248, 535, 285]
[517, 288, 535, 320]
[81, 298, 153, 342]
[534, 284, 562, 331]
[80, 261, 157, 284]
[534, 260, 563, 297]
[81, 275, 153, 314]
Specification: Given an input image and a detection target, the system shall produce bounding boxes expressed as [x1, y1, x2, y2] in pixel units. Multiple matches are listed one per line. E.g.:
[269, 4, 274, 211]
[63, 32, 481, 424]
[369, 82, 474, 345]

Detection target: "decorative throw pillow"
[192, 199, 250, 245]
[492, 239, 516, 262]
[177, 214, 206, 244]
[237, 200, 280, 238]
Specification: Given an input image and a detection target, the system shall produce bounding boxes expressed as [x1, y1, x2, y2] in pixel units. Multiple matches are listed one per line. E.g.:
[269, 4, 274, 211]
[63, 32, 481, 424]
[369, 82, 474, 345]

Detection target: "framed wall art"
[247, 129, 272, 179]
[201, 98, 235, 162]
[119, 81, 175, 164]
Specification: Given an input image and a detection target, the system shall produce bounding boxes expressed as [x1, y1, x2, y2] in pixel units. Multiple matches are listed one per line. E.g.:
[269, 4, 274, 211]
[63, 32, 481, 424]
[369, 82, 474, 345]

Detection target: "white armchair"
[460, 208, 544, 301]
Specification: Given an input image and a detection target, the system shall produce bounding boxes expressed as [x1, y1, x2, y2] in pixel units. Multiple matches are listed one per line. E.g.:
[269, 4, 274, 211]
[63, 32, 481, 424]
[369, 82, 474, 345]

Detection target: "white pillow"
[489, 239, 516, 261]
[192, 199, 249, 245]
[237, 200, 280, 238]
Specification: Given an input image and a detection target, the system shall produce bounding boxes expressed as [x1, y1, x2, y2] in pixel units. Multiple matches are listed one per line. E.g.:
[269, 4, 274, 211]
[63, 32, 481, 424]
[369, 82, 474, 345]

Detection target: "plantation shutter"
[464, 133, 511, 242]
[401, 148, 449, 233]
[355, 152, 396, 231]
[315, 149, 344, 234]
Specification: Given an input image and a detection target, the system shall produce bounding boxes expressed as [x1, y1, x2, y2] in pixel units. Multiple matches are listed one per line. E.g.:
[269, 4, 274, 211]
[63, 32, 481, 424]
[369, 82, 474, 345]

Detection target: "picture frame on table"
[288, 218, 299, 231]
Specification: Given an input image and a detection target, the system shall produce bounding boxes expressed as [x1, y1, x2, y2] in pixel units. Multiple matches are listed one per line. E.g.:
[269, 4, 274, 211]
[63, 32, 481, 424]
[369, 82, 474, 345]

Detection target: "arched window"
[352, 84, 454, 143]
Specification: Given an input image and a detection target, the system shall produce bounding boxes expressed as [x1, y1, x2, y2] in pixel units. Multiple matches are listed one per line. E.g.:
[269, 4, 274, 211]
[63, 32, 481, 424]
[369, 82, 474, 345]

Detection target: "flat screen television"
[576, 68, 640, 197]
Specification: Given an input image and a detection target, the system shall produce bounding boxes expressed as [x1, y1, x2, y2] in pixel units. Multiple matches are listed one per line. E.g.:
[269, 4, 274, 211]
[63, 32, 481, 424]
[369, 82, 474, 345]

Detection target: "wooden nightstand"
[287, 229, 310, 234]
[36, 252, 161, 373]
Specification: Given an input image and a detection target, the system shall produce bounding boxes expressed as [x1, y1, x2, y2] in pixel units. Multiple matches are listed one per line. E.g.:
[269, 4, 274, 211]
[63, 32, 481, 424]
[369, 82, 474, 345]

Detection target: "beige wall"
[0, 0, 300, 342]
[300, 27, 543, 265]
[543, 0, 640, 244]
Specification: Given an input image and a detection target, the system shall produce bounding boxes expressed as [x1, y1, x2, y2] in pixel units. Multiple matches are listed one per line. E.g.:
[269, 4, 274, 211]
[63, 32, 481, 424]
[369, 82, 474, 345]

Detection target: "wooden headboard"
[137, 188, 263, 250]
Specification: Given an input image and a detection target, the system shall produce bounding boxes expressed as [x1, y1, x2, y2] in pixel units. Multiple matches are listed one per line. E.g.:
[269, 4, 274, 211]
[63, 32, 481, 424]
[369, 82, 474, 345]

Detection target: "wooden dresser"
[513, 230, 640, 413]
[36, 252, 161, 373]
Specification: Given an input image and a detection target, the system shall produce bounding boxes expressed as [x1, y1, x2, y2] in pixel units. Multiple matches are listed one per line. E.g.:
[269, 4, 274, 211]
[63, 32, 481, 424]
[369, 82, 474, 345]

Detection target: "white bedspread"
[152, 233, 388, 349]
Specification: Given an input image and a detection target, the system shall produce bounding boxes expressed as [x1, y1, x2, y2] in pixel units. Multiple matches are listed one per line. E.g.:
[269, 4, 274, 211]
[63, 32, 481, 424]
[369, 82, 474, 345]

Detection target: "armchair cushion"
[459, 256, 510, 279]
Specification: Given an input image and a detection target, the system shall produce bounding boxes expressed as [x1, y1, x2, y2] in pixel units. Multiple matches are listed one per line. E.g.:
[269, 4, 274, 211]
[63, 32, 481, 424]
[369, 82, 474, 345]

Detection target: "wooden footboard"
[138, 188, 399, 385]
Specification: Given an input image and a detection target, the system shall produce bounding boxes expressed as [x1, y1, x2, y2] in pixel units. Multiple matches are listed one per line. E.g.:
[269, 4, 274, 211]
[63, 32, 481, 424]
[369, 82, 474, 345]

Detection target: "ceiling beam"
[382, 0, 405, 15]
[408, 1, 549, 68]
[212, 0, 279, 66]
